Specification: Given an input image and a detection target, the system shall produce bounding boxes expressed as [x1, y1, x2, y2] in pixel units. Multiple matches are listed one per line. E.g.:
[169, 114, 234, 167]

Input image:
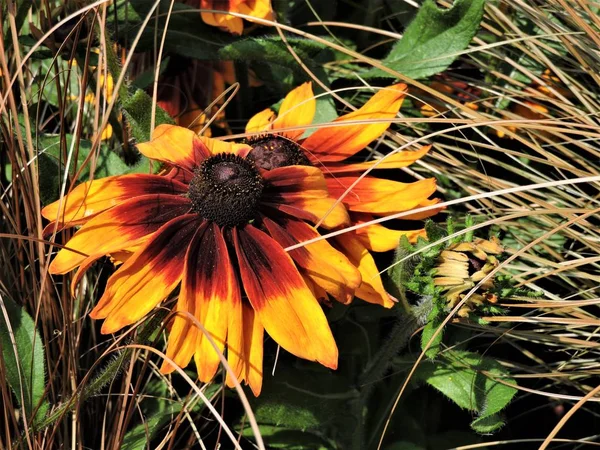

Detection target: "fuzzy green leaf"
[219, 37, 334, 93]
[0, 296, 49, 424]
[365, 0, 486, 79]
[416, 350, 517, 433]
[122, 89, 175, 143]
[420, 303, 443, 359]
[37, 135, 131, 205]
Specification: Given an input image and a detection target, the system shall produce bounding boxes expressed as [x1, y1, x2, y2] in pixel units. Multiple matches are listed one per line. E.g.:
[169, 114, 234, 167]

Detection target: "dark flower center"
[188, 153, 264, 227]
[247, 136, 311, 170]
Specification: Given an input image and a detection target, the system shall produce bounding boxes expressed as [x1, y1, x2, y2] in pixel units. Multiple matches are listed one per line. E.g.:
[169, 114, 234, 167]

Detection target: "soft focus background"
[1, 1, 600, 449]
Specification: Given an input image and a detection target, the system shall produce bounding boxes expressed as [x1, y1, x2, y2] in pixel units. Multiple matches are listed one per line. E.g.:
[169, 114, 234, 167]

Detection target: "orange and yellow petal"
[303, 84, 408, 162]
[263, 217, 361, 304]
[246, 108, 275, 134]
[237, 0, 274, 22]
[137, 124, 210, 173]
[226, 303, 264, 396]
[199, 136, 252, 157]
[49, 194, 192, 275]
[273, 82, 316, 140]
[42, 174, 187, 232]
[261, 165, 350, 228]
[91, 215, 200, 333]
[160, 300, 198, 374]
[323, 145, 431, 174]
[200, 1, 244, 35]
[325, 176, 437, 215]
[334, 233, 395, 308]
[185, 223, 241, 382]
[352, 213, 427, 252]
[233, 225, 338, 369]
[401, 197, 444, 220]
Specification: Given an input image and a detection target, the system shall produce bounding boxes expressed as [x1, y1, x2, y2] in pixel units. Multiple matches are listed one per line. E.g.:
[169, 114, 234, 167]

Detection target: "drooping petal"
[183, 223, 240, 383]
[263, 217, 361, 304]
[238, 0, 274, 21]
[303, 84, 408, 162]
[91, 215, 200, 334]
[245, 108, 275, 134]
[334, 233, 395, 308]
[136, 124, 210, 172]
[49, 194, 192, 275]
[352, 213, 426, 252]
[226, 303, 264, 396]
[322, 145, 431, 173]
[233, 225, 338, 369]
[160, 299, 198, 375]
[402, 197, 444, 220]
[261, 165, 350, 228]
[325, 176, 437, 215]
[42, 174, 187, 232]
[273, 82, 316, 140]
[199, 136, 252, 158]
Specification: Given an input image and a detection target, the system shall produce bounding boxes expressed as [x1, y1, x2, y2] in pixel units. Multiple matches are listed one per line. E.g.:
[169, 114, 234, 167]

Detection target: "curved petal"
[49, 194, 192, 275]
[353, 213, 427, 252]
[226, 303, 264, 396]
[261, 165, 350, 228]
[322, 145, 431, 173]
[273, 82, 316, 140]
[303, 84, 408, 162]
[245, 108, 275, 134]
[263, 217, 360, 304]
[42, 174, 187, 232]
[91, 215, 200, 334]
[185, 223, 240, 383]
[334, 233, 395, 308]
[137, 124, 210, 172]
[325, 176, 437, 215]
[233, 225, 338, 369]
[199, 136, 252, 158]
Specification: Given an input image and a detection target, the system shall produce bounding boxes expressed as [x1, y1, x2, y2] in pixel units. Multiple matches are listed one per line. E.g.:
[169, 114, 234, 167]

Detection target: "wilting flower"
[415, 74, 482, 117]
[42, 125, 361, 395]
[199, 0, 274, 35]
[156, 59, 236, 136]
[434, 236, 504, 317]
[244, 82, 439, 306]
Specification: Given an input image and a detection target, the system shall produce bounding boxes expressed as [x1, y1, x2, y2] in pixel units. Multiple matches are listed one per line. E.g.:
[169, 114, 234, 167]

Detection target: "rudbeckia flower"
[245, 82, 440, 307]
[42, 125, 357, 395]
[199, 0, 274, 35]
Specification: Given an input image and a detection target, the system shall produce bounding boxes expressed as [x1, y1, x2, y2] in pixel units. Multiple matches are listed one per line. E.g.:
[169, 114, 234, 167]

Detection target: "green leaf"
[37, 135, 131, 205]
[365, 0, 485, 79]
[120, 404, 182, 450]
[0, 296, 49, 424]
[303, 97, 337, 138]
[122, 89, 175, 143]
[415, 350, 517, 433]
[240, 424, 333, 450]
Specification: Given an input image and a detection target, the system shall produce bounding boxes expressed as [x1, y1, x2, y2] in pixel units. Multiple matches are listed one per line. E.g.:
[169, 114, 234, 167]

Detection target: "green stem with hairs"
[17, 312, 166, 445]
[351, 299, 433, 450]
